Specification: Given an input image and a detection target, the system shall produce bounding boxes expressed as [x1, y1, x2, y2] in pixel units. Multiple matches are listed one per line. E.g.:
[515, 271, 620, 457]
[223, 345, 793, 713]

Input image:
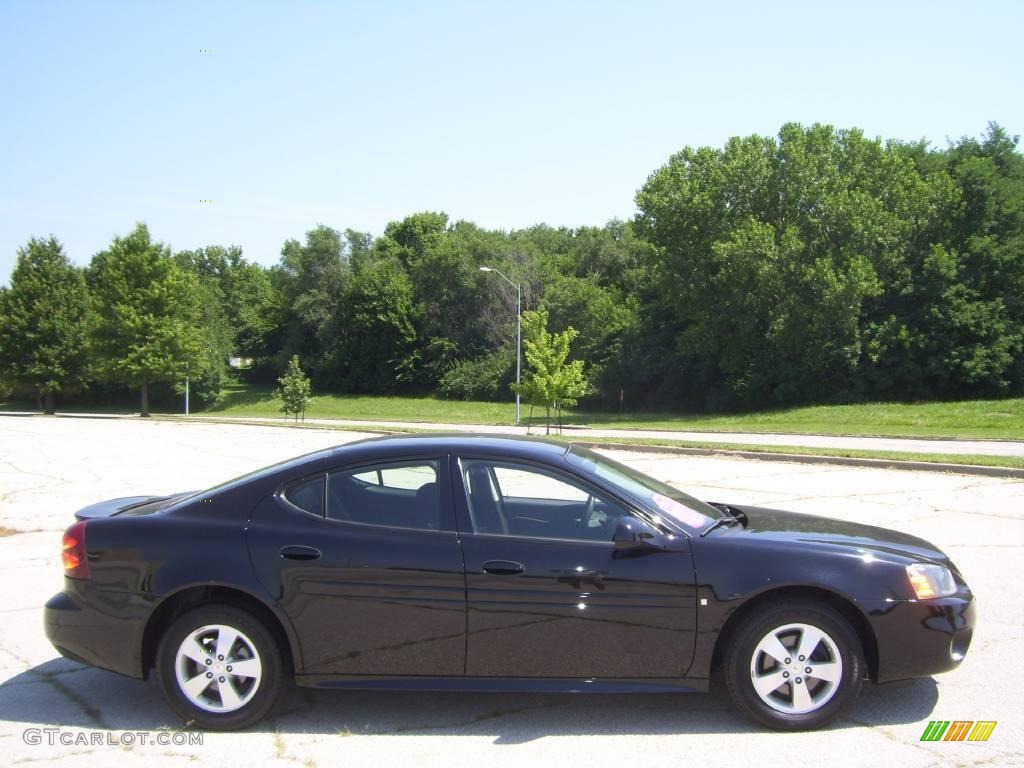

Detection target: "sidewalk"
[5, 410, 1022, 457]
[184, 415, 1024, 458]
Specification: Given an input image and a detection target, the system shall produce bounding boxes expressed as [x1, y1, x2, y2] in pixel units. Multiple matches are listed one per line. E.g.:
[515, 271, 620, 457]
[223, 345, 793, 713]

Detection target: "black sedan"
[45, 435, 975, 731]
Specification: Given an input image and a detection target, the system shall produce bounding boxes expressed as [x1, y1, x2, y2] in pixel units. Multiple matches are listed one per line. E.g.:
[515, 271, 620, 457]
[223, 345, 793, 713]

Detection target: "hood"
[722, 503, 959, 573]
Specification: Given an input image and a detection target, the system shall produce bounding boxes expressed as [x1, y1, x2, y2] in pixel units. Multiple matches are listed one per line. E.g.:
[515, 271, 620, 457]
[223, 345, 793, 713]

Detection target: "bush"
[439, 349, 515, 401]
[182, 361, 230, 410]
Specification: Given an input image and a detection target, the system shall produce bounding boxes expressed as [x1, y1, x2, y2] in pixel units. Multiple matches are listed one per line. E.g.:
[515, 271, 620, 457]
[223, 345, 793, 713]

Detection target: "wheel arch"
[710, 585, 879, 682]
[141, 585, 300, 679]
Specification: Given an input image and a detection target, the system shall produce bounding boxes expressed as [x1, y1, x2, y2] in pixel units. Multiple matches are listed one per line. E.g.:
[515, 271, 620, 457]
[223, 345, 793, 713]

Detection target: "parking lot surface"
[0, 416, 1021, 767]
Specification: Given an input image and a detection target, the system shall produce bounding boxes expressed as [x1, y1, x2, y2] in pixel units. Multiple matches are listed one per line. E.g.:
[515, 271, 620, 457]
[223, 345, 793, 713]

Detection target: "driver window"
[461, 460, 630, 542]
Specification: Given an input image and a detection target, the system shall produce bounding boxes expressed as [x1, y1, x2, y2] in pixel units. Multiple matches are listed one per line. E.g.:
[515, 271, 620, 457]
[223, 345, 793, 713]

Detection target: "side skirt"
[295, 675, 709, 694]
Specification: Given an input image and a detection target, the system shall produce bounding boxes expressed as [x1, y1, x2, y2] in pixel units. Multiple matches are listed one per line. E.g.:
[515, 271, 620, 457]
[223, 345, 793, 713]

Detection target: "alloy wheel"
[749, 621, 843, 714]
[174, 624, 263, 713]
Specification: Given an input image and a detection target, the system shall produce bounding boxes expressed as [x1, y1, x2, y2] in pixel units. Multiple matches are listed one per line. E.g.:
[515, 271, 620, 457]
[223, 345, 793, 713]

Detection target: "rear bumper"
[44, 582, 149, 679]
[862, 588, 976, 683]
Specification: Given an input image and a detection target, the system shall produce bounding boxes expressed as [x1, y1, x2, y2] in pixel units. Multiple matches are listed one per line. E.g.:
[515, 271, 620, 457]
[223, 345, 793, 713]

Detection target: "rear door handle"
[280, 545, 322, 561]
[482, 560, 525, 575]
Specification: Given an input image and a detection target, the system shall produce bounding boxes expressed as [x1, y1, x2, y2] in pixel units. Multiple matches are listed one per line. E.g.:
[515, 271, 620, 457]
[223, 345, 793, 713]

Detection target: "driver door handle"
[482, 560, 525, 576]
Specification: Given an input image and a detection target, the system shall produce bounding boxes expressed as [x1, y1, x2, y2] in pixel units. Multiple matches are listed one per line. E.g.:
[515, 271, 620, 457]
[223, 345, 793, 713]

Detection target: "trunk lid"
[73, 492, 196, 521]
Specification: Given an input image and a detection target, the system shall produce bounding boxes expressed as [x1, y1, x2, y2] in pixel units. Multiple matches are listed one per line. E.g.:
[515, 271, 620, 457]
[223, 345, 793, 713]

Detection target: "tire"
[156, 604, 283, 730]
[723, 599, 864, 730]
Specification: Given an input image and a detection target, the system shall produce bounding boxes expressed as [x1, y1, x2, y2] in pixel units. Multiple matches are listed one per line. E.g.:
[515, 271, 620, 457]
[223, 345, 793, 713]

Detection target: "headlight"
[906, 563, 956, 599]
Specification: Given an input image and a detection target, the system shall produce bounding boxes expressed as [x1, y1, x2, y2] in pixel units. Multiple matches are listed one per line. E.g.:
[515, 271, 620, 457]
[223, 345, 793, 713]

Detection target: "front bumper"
[861, 588, 976, 683]
[44, 580, 150, 679]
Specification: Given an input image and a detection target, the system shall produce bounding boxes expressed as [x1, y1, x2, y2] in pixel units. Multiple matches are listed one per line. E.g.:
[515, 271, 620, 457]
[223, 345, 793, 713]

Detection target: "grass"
[204, 383, 1024, 441]
[578, 398, 1024, 439]
[207, 382, 520, 424]
[5, 381, 1023, 442]
[0, 398, 147, 415]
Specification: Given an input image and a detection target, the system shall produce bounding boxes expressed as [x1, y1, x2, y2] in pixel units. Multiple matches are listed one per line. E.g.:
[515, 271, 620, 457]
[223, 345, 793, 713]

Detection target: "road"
[0, 417, 1021, 768]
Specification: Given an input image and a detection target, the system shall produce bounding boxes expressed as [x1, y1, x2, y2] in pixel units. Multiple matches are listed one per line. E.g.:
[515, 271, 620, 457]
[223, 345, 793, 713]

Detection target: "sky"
[1, 0, 1022, 284]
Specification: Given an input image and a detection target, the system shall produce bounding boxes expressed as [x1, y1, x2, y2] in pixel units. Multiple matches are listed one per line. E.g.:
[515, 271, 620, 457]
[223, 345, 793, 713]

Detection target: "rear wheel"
[156, 605, 283, 730]
[724, 599, 864, 730]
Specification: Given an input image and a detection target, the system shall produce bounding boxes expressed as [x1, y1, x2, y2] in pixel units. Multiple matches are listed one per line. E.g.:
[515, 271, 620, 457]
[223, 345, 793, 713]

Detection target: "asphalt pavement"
[0, 417, 1021, 768]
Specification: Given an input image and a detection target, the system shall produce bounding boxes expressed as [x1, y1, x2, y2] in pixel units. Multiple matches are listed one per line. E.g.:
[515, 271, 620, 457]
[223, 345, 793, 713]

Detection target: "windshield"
[565, 445, 722, 530]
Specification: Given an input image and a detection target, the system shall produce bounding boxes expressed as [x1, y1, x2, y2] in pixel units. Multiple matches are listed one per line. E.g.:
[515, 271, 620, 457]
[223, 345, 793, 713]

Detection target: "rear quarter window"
[283, 475, 325, 516]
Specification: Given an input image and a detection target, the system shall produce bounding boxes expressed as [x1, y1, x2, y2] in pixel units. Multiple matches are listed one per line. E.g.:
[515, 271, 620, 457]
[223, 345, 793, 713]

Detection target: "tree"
[175, 245, 281, 405]
[88, 223, 205, 416]
[174, 246, 234, 408]
[514, 308, 590, 433]
[273, 224, 349, 376]
[634, 123, 945, 407]
[322, 258, 418, 391]
[273, 355, 316, 421]
[0, 236, 89, 413]
[371, 214, 502, 387]
[541, 273, 640, 405]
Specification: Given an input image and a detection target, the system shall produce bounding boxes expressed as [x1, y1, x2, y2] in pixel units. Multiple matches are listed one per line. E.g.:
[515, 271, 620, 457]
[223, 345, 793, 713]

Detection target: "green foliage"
[4, 121, 1022, 417]
[439, 347, 514, 401]
[378, 211, 450, 269]
[273, 355, 316, 420]
[272, 224, 349, 376]
[322, 258, 418, 391]
[174, 244, 281, 407]
[371, 215, 515, 388]
[541, 274, 640, 399]
[88, 223, 206, 415]
[514, 308, 591, 432]
[0, 236, 89, 412]
[635, 122, 1024, 408]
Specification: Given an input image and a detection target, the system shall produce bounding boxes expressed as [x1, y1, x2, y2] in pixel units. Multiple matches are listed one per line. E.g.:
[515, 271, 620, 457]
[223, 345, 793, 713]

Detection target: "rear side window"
[328, 460, 441, 530]
[351, 464, 437, 490]
[283, 475, 325, 517]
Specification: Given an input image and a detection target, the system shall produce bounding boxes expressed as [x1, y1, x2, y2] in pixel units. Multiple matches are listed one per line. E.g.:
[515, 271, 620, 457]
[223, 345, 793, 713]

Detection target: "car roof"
[329, 433, 571, 462]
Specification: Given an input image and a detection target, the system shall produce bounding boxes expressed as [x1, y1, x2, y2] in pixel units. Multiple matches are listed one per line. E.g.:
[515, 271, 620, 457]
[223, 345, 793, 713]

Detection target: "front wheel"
[724, 600, 864, 730]
[156, 605, 283, 730]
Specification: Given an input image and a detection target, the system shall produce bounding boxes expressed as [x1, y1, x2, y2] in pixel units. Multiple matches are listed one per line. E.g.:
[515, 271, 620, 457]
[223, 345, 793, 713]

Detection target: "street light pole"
[480, 266, 521, 425]
[515, 280, 521, 425]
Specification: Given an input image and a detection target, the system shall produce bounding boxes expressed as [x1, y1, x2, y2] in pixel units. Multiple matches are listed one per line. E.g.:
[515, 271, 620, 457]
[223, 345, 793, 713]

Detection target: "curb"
[570, 426, 1024, 445]
[172, 416, 1024, 478]
[152, 415, 408, 435]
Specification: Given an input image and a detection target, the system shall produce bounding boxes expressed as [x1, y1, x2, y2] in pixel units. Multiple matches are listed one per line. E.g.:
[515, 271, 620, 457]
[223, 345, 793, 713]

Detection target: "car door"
[453, 456, 698, 679]
[246, 455, 467, 677]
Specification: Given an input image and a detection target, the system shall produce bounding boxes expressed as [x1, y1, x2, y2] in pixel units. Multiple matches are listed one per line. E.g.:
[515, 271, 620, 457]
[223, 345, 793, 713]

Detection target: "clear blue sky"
[2, 0, 1022, 283]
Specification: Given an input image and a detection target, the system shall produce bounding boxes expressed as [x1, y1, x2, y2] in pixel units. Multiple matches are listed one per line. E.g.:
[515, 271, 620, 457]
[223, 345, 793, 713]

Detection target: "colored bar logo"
[920, 720, 997, 742]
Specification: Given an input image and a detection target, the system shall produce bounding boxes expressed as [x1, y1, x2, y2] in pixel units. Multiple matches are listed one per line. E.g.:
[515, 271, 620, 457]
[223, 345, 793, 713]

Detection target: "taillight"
[62, 521, 90, 579]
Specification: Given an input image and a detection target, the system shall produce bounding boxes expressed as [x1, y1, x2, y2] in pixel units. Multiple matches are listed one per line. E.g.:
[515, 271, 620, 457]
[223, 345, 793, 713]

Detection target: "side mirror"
[613, 517, 660, 555]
